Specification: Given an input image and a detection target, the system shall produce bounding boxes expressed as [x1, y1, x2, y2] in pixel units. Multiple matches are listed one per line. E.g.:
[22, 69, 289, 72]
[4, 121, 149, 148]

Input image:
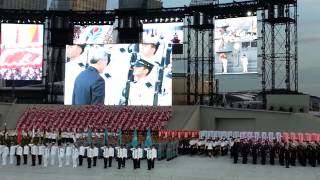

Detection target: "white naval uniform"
[50, 145, 58, 165]
[43, 147, 50, 167]
[93, 147, 99, 158]
[9, 145, 17, 164]
[65, 145, 72, 166]
[58, 147, 65, 167]
[108, 147, 114, 158]
[102, 146, 108, 158]
[128, 78, 155, 106]
[151, 148, 157, 159]
[137, 148, 143, 159]
[131, 148, 138, 159]
[87, 148, 94, 158]
[79, 146, 85, 156]
[16, 146, 23, 156]
[72, 147, 79, 168]
[2, 146, 9, 166]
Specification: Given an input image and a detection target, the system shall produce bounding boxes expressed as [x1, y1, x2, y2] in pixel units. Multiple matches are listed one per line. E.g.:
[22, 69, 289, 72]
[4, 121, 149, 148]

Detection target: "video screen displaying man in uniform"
[214, 16, 257, 74]
[73, 25, 113, 44]
[64, 43, 172, 106]
[0, 24, 43, 80]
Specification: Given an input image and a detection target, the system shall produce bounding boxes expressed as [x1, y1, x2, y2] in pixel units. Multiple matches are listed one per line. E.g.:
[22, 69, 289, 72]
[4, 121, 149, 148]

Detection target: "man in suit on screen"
[72, 50, 108, 105]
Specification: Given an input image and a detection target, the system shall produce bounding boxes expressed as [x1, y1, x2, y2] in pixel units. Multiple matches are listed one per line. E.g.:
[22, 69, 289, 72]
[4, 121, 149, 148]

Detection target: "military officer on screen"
[128, 59, 155, 106]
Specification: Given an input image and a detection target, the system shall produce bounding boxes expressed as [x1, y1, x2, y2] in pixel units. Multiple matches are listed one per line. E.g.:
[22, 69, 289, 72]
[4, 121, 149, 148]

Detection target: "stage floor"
[0, 155, 319, 180]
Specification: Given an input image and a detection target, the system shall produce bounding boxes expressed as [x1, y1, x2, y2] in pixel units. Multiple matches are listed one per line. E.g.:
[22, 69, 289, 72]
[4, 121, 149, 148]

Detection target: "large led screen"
[0, 24, 43, 80]
[73, 25, 113, 44]
[142, 22, 183, 45]
[65, 43, 172, 106]
[214, 16, 257, 74]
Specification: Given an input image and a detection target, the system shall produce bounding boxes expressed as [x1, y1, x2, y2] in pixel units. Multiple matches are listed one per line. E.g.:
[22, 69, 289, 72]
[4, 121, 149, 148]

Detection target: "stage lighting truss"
[139, 17, 183, 24]
[0, 18, 44, 24]
[70, 20, 113, 26]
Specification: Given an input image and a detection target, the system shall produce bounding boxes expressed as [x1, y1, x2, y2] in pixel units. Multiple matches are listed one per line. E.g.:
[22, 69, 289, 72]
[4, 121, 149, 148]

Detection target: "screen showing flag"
[0, 24, 44, 80]
[73, 25, 113, 44]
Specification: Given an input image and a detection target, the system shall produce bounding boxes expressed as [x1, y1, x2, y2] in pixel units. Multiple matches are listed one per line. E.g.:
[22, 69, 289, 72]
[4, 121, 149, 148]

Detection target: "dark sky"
[108, 0, 320, 96]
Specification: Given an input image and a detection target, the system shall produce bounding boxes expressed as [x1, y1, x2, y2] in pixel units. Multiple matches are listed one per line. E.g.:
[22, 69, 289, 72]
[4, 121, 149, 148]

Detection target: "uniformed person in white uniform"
[115, 145, 124, 169]
[128, 59, 155, 106]
[93, 144, 99, 167]
[29, 143, 38, 166]
[131, 147, 138, 169]
[108, 144, 114, 167]
[87, 145, 94, 168]
[72, 145, 79, 168]
[137, 145, 143, 168]
[38, 142, 45, 165]
[16, 144, 23, 166]
[65, 44, 86, 105]
[58, 144, 65, 168]
[145, 145, 157, 170]
[65, 143, 72, 166]
[50, 142, 58, 166]
[102, 145, 109, 169]
[23, 144, 29, 165]
[2, 144, 9, 166]
[79, 144, 85, 166]
[121, 145, 128, 168]
[9, 142, 17, 164]
[43, 144, 50, 167]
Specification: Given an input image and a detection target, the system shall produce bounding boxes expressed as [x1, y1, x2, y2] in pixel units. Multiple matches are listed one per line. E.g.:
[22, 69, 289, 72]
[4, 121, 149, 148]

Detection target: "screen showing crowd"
[73, 25, 113, 44]
[214, 16, 257, 74]
[64, 43, 172, 106]
[0, 24, 44, 80]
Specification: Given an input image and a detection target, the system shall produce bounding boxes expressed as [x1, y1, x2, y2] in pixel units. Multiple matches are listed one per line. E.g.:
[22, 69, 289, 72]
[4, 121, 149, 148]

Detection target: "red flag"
[17, 128, 22, 145]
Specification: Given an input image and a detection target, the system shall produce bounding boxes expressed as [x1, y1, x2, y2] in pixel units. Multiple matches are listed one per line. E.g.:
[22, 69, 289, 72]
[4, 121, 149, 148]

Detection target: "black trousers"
[23, 154, 28, 164]
[151, 159, 155, 169]
[117, 158, 122, 169]
[137, 158, 141, 168]
[93, 156, 97, 166]
[233, 154, 238, 164]
[87, 157, 92, 168]
[108, 157, 112, 167]
[133, 159, 137, 169]
[285, 158, 290, 168]
[252, 154, 257, 164]
[270, 155, 275, 165]
[104, 157, 108, 168]
[31, 155, 36, 166]
[279, 154, 284, 165]
[16, 155, 21, 166]
[79, 155, 83, 166]
[261, 155, 266, 165]
[122, 158, 126, 167]
[147, 159, 152, 170]
[38, 155, 42, 165]
[242, 155, 247, 164]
